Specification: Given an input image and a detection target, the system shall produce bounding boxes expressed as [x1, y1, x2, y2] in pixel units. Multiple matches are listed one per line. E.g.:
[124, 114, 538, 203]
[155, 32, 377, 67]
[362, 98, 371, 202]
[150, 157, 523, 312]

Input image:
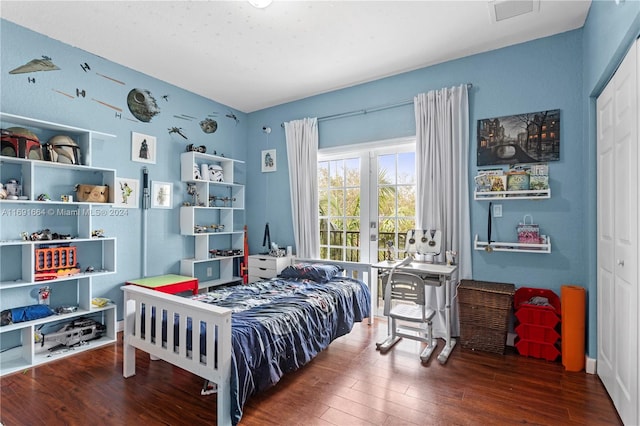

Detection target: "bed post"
[123, 287, 136, 378]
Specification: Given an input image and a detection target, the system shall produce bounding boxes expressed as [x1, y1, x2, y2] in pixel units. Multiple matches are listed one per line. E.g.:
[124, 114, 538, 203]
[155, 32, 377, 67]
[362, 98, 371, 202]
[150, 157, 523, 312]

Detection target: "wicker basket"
[458, 280, 516, 354]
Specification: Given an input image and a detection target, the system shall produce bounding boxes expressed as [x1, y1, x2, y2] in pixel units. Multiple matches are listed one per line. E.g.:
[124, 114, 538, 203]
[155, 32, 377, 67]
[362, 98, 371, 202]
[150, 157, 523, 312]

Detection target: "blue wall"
[3, 1, 640, 359]
[0, 19, 248, 314]
[248, 31, 586, 331]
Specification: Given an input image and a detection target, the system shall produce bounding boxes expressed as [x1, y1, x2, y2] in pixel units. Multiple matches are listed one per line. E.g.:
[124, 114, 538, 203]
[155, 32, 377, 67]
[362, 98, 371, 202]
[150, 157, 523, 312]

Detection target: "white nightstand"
[248, 254, 294, 283]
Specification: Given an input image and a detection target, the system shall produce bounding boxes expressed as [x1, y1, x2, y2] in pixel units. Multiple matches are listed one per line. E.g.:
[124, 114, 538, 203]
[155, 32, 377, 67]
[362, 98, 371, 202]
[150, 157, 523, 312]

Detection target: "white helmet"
[45, 135, 81, 164]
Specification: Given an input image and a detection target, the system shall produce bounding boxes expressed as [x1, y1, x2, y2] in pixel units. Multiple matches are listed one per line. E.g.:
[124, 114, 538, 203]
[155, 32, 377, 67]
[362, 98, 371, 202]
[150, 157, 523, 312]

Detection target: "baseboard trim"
[117, 319, 124, 333]
[585, 356, 597, 374]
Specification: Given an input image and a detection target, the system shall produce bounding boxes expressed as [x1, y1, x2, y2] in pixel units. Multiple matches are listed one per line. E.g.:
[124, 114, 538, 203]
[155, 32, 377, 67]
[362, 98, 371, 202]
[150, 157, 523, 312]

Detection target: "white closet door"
[597, 39, 639, 426]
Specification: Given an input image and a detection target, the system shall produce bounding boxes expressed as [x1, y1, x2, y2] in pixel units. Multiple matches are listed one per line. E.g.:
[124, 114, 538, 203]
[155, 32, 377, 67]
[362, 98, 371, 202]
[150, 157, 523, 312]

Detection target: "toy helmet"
[44, 135, 81, 164]
[1, 127, 43, 160]
[208, 164, 224, 182]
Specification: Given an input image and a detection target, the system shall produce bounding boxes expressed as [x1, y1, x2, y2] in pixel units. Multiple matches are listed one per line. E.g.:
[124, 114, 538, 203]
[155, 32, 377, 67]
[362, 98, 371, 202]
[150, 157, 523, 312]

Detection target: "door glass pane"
[378, 154, 396, 185]
[345, 158, 360, 186]
[378, 188, 396, 216]
[319, 156, 361, 262]
[330, 160, 344, 187]
[330, 189, 344, 214]
[397, 152, 416, 184]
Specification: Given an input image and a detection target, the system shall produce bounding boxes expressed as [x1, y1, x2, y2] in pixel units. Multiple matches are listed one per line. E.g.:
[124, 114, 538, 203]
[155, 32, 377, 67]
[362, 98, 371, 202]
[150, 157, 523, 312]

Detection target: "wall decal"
[115, 177, 139, 209]
[200, 118, 217, 133]
[477, 109, 560, 166]
[226, 111, 240, 125]
[131, 132, 156, 164]
[168, 127, 188, 140]
[9, 56, 60, 74]
[161, 95, 169, 102]
[52, 89, 74, 99]
[76, 89, 86, 98]
[92, 98, 122, 112]
[126, 88, 160, 122]
[96, 72, 125, 85]
[173, 114, 194, 121]
[80, 62, 91, 72]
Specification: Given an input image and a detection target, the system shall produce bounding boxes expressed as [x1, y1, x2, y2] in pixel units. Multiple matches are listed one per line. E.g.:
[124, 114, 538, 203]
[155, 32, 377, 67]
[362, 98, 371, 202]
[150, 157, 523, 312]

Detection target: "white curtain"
[414, 84, 472, 337]
[284, 117, 320, 258]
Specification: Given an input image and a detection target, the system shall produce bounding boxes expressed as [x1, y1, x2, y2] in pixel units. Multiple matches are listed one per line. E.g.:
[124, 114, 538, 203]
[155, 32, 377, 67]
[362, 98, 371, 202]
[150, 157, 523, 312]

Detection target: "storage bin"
[515, 323, 560, 342]
[514, 287, 561, 362]
[458, 280, 516, 354]
[514, 338, 561, 361]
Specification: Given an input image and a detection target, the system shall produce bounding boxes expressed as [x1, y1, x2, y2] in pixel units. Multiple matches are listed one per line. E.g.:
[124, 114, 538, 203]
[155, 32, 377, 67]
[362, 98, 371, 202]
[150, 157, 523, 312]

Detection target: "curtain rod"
[281, 83, 472, 127]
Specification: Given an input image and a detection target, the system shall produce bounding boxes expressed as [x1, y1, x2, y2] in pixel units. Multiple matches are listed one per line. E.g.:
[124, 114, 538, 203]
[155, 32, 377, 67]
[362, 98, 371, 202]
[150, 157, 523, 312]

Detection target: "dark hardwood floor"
[1, 319, 622, 425]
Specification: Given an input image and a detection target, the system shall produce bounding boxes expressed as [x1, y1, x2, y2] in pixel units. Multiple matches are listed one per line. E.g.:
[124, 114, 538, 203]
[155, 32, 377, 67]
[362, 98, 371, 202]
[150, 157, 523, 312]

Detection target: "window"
[318, 138, 415, 264]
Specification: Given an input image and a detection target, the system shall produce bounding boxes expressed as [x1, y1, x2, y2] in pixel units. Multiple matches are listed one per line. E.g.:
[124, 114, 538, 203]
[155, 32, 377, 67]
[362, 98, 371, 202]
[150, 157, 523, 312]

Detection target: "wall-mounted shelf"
[474, 189, 550, 200]
[474, 235, 551, 253]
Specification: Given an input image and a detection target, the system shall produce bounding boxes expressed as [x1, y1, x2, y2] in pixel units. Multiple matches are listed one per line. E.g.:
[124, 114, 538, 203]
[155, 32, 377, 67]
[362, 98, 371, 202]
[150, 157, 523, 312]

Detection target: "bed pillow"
[279, 263, 343, 283]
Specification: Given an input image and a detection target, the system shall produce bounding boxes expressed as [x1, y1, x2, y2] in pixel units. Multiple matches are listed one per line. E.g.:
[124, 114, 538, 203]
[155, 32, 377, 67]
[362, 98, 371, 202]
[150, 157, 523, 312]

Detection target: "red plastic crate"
[515, 306, 560, 328]
[515, 338, 561, 361]
[514, 287, 561, 315]
[515, 323, 560, 344]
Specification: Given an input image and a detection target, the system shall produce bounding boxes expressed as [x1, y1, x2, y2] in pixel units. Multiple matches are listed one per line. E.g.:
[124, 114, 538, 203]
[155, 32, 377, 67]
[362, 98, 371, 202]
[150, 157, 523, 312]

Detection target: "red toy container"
[514, 287, 561, 361]
[514, 339, 561, 361]
[515, 323, 560, 343]
[514, 287, 561, 314]
[515, 306, 560, 328]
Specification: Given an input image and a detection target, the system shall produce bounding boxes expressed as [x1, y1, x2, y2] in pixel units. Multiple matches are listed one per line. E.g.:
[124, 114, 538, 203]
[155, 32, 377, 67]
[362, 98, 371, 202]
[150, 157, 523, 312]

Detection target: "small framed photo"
[152, 181, 172, 209]
[115, 177, 139, 208]
[131, 132, 156, 164]
[261, 149, 276, 173]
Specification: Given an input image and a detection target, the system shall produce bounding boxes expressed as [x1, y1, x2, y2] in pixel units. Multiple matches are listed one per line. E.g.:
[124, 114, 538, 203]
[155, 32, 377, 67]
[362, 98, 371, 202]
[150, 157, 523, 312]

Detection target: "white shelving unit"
[474, 188, 550, 200]
[179, 151, 245, 290]
[473, 235, 551, 253]
[0, 112, 117, 376]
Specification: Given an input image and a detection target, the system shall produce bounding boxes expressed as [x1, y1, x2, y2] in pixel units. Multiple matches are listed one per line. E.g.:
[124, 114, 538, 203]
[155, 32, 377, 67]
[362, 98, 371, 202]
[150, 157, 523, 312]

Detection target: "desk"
[372, 260, 458, 364]
[126, 274, 199, 295]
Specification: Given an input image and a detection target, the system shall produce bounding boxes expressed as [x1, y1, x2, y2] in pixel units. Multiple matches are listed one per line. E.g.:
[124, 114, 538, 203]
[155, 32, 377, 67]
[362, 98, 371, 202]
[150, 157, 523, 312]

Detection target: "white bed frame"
[122, 259, 372, 426]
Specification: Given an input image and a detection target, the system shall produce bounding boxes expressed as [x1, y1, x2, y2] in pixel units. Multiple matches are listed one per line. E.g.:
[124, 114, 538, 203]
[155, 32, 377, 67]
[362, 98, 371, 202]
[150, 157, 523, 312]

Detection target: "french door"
[318, 138, 416, 310]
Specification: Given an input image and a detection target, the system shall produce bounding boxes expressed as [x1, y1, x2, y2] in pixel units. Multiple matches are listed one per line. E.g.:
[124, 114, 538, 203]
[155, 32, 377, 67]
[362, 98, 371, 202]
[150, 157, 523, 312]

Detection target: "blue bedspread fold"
[191, 276, 370, 425]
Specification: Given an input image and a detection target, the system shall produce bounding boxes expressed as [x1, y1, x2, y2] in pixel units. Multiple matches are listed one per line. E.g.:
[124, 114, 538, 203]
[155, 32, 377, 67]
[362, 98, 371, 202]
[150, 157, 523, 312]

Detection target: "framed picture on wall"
[261, 149, 276, 172]
[115, 177, 139, 208]
[151, 181, 172, 209]
[477, 109, 560, 166]
[131, 132, 157, 164]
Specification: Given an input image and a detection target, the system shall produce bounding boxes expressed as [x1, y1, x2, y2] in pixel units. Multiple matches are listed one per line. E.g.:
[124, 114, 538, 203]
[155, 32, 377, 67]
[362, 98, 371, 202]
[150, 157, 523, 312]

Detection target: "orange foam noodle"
[561, 284, 586, 372]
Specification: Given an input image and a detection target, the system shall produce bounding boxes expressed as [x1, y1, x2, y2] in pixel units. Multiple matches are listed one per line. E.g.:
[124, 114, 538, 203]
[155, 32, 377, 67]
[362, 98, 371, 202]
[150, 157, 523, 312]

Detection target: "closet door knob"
[617, 259, 624, 267]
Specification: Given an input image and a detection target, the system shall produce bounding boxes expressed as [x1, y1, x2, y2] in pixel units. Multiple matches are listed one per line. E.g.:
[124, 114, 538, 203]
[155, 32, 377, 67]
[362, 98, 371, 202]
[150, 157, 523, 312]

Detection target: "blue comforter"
[191, 276, 370, 425]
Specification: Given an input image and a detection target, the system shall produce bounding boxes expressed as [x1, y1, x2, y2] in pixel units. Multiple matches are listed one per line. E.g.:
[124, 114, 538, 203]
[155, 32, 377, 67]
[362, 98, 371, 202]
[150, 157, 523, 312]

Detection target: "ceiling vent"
[489, 0, 540, 22]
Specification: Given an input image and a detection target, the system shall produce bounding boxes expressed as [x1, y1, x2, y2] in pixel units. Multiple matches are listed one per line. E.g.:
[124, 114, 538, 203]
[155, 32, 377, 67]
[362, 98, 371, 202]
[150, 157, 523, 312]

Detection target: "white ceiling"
[1, 1, 591, 113]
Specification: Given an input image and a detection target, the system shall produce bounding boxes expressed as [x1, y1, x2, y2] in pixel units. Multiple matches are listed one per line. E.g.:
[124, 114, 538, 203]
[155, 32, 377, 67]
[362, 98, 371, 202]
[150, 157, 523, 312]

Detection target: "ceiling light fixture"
[249, 0, 272, 8]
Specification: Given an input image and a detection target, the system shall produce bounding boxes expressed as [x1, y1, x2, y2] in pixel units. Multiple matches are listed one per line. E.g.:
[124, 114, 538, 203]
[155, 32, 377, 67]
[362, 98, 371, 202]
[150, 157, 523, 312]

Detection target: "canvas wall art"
[477, 109, 560, 166]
